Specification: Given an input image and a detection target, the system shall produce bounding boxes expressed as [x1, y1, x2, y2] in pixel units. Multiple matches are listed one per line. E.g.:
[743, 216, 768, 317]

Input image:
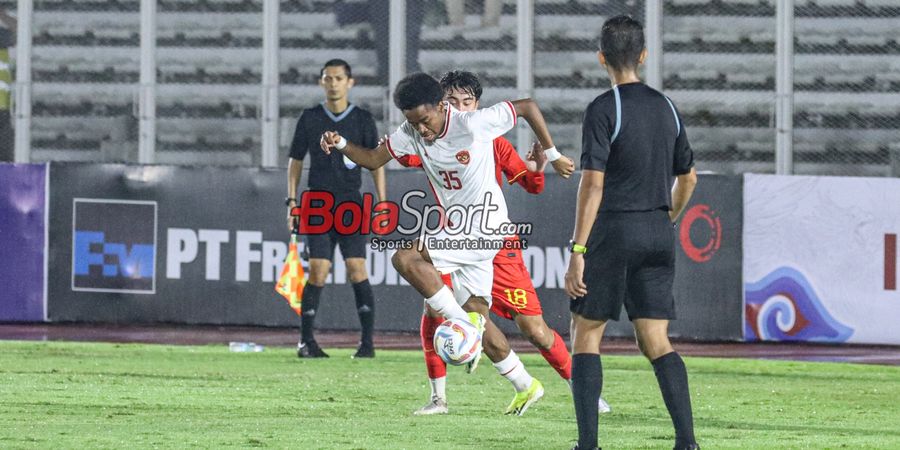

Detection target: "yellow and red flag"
[275, 235, 305, 316]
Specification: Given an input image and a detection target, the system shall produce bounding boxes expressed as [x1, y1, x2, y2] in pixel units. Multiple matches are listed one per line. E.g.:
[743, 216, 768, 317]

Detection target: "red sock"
[420, 313, 447, 379]
[539, 330, 572, 380]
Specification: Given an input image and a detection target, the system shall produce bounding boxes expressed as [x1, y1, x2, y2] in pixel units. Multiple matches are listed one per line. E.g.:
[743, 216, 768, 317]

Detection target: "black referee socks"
[352, 280, 375, 347]
[300, 284, 323, 344]
[572, 353, 602, 450]
[652, 352, 697, 449]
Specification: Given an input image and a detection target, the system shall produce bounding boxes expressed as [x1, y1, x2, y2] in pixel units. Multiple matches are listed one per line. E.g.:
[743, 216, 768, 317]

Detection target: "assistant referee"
[563, 16, 699, 450]
[287, 59, 386, 359]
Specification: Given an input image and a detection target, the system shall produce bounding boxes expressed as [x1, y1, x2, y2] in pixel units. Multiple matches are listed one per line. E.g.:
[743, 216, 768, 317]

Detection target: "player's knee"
[308, 273, 328, 286]
[391, 248, 415, 274]
[346, 265, 368, 283]
[522, 323, 550, 349]
[636, 336, 673, 360]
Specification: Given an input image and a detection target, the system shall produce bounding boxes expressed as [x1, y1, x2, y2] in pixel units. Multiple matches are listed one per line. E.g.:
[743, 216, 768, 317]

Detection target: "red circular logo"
[679, 204, 722, 263]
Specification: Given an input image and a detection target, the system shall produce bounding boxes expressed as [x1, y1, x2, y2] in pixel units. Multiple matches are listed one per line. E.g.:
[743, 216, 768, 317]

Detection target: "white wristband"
[334, 136, 347, 151]
[544, 146, 562, 162]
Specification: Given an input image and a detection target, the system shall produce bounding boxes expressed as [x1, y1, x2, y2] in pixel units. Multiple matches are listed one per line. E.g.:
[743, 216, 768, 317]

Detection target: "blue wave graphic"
[744, 267, 853, 343]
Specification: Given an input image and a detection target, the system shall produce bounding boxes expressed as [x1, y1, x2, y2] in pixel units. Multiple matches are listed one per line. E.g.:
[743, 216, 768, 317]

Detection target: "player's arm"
[287, 157, 303, 205]
[510, 98, 575, 178]
[572, 170, 604, 246]
[286, 157, 303, 231]
[371, 166, 387, 203]
[670, 167, 697, 222]
[286, 115, 309, 232]
[363, 116, 388, 203]
[498, 138, 544, 194]
[669, 102, 696, 223]
[522, 141, 548, 194]
[565, 99, 610, 298]
[320, 131, 392, 170]
[564, 169, 604, 299]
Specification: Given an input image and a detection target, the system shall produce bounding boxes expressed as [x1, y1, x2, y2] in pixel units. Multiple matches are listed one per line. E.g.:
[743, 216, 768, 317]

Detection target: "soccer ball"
[433, 318, 482, 366]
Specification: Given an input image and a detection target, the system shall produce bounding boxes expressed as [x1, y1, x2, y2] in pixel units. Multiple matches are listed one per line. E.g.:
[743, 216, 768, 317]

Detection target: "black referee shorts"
[304, 190, 368, 262]
[570, 209, 676, 322]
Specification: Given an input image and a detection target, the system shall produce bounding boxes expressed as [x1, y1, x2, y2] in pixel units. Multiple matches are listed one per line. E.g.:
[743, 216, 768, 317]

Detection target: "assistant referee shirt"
[581, 82, 694, 212]
[289, 103, 378, 193]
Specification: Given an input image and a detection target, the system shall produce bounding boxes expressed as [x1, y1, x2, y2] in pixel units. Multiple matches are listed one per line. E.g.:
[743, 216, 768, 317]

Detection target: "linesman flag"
[275, 234, 305, 316]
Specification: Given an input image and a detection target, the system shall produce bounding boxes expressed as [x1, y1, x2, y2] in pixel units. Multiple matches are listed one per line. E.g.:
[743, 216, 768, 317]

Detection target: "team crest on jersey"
[455, 150, 470, 165]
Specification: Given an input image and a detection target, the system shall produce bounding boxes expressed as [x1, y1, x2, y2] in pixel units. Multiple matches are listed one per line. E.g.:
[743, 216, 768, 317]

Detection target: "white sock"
[425, 286, 467, 321]
[429, 377, 446, 401]
[492, 350, 533, 392]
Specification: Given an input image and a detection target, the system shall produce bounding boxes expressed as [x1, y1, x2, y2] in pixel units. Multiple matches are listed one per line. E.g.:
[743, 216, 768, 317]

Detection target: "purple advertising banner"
[0, 163, 47, 322]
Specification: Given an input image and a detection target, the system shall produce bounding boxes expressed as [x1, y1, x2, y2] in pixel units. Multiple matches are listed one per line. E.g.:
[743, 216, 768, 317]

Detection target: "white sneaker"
[598, 396, 611, 414]
[413, 396, 448, 416]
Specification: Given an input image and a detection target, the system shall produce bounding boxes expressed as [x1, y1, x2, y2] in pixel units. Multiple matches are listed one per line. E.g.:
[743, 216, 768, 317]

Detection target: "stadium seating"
[19, 0, 899, 174]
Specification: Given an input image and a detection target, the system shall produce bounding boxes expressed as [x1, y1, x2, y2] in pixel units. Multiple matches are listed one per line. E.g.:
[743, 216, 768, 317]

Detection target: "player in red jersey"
[412, 71, 610, 416]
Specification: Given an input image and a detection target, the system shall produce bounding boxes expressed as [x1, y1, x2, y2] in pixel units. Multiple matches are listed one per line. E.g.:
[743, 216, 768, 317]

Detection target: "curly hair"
[393, 73, 444, 110]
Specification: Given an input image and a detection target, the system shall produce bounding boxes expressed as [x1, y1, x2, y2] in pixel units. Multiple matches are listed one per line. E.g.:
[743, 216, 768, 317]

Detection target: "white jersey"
[386, 101, 517, 239]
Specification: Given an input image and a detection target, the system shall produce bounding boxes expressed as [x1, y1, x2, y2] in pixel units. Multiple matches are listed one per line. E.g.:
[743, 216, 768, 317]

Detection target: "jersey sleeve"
[493, 137, 544, 194]
[580, 99, 614, 172]
[520, 170, 545, 194]
[670, 102, 695, 175]
[466, 101, 517, 142]
[287, 112, 308, 160]
[385, 123, 423, 168]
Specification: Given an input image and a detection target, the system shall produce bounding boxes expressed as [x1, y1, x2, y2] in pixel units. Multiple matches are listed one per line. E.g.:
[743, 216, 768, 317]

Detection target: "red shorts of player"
[439, 242, 542, 320]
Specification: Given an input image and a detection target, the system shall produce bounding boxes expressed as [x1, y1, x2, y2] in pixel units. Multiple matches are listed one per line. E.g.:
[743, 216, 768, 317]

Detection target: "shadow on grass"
[700, 418, 900, 437]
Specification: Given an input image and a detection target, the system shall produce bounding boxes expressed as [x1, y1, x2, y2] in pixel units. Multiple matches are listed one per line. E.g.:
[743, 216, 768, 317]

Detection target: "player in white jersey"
[321, 73, 561, 414]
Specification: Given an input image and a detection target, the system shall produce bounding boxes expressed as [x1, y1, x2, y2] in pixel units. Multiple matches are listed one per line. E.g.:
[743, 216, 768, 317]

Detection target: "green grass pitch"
[1, 341, 898, 449]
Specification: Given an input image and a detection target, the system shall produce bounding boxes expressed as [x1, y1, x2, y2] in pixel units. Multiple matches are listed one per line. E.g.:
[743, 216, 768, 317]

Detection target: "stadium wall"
[41, 163, 745, 341]
[0, 163, 48, 322]
[743, 174, 900, 345]
[0, 163, 47, 322]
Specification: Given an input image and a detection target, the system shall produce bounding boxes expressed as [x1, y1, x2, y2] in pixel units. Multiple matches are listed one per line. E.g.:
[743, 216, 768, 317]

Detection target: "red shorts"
[490, 259, 543, 319]
[439, 244, 543, 320]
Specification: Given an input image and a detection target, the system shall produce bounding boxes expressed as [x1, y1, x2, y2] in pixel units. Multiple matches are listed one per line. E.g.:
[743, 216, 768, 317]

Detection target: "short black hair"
[320, 59, 352, 78]
[599, 15, 645, 72]
[393, 73, 443, 110]
[439, 70, 483, 100]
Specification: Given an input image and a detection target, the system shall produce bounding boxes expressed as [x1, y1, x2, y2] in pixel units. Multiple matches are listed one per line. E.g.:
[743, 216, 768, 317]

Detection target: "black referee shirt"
[289, 103, 378, 193]
[581, 82, 694, 212]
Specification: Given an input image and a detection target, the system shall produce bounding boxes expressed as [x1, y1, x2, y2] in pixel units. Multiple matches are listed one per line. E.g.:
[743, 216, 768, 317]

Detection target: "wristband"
[544, 146, 562, 162]
[334, 136, 347, 151]
[568, 239, 587, 254]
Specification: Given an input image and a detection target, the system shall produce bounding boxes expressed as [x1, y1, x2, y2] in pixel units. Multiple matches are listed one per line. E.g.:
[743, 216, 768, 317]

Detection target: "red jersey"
[492, 137, 544, 194]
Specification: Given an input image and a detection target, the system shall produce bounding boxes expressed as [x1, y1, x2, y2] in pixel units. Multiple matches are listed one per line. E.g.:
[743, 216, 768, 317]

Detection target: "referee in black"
[287, 59, 386, 359]
[564, 16, 699, 450]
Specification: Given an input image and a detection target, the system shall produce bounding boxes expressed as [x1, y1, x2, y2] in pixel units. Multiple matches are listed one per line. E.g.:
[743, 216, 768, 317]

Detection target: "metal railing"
[8, 0, 899, 177]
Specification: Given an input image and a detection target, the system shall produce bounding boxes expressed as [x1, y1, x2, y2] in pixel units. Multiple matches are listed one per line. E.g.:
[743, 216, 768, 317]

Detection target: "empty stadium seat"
[25, 0, 899, 171]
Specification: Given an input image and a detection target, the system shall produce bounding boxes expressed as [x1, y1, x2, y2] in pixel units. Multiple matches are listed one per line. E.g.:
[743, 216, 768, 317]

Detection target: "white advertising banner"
[744, 174, 900, 345]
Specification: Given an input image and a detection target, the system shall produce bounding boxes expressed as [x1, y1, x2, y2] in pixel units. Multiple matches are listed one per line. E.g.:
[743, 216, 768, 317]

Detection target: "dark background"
[47, 163, 744, 340]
